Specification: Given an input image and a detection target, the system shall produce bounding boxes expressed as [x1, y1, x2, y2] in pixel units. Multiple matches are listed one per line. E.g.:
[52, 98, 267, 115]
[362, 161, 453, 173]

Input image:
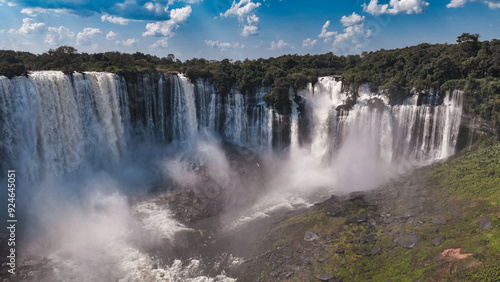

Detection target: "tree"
[457, 33, 480, 57]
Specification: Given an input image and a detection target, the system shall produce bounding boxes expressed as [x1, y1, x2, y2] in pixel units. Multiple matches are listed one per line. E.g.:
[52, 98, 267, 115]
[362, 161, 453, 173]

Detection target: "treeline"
[341, 33, 500, 128]
[181, 54, 355, 113]
[0, 46, 182, 77]
[0, 33, 499, 126]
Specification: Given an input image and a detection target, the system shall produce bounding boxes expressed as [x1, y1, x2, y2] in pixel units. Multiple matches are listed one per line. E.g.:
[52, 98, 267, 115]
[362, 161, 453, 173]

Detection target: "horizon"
[0, 0, 499, 61]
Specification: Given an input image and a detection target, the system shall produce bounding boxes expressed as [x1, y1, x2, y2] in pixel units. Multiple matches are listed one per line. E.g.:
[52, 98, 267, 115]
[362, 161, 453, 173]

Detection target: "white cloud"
[76, 27, 102, 46]
[20, 7, 68, 17]
[221, 0, 261, 18]
[318, 21, 337, 42]
[269, 39, 293, 50]
[486, 1, 500, 8]
[242, 24, 259, 36]
[116, 38, 138, 46]
[144, 2, 168, 15]
[332, 15, 372, 53]
[446, 0, 500, 8]
[151, 38, 168, 49]
[205, 40, 244, 50]
[44, 26, 75, 46]
[446, 0, 467, 7]
[143, 6, 192, 37]
[9, 18, 45, 34]
[362, 0, 429, 15]
[220, 0, 262, 36]
[302, 38, 317, 48]
[101, 14, 130, 25]
[340, 12, 365, 26]
[106, 31, 118, 40]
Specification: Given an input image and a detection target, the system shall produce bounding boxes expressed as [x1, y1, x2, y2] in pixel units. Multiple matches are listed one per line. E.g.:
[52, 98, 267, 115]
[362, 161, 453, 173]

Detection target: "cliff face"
[0, 71, 472, 182]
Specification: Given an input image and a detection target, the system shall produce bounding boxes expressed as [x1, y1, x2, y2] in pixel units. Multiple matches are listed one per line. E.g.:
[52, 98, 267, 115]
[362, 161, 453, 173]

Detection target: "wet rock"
[383, 217, 394, 224]
[370, 245, 382, 255]
[282, 248, 293, 259]
[356, 213, 368, 223]
[432, 218, 447, 225]
[431, 236, 443, 246]
[396, 234, 418, 248]
[304, 230, 319, 242]
[22, 259, 43, 267]
[367, 218, 377, 226]
[404, 211, 414, 218]
[478, 216, 492, 230]
[360, 234, 377, 244]
[314, 273, 334, 281]
[345, 217, 358, 224]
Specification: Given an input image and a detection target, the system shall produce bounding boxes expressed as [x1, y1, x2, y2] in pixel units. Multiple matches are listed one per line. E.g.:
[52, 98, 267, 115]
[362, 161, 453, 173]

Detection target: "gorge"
[0, 69, 475, 281]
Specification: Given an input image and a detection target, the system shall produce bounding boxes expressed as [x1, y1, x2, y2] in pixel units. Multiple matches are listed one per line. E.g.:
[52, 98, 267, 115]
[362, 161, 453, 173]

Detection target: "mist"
[0, 71, 464, 281]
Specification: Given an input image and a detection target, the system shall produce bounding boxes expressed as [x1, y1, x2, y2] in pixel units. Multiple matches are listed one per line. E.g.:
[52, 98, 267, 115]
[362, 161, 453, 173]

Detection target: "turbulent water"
[0, 71, 463, 281]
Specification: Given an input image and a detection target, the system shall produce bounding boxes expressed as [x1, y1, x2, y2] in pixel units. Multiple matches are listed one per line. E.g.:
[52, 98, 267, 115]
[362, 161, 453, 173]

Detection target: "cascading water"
[0, 71, 465, 282]
[0, 71, 127, 181]
[171, 74, 198, 141]
[296, 77, 464, 167]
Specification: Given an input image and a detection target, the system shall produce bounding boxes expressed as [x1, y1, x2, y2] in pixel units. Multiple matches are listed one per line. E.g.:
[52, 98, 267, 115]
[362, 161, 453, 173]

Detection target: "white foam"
[135, 202, 193, 240]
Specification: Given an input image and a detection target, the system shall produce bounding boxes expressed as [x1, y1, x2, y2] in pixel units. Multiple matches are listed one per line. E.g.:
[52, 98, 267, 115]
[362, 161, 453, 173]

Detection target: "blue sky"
[0, 0, 499, 61]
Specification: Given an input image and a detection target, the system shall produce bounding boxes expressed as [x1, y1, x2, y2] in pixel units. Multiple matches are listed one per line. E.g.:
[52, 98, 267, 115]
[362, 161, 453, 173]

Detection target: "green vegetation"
[429, 136, 500, 206]
[248, 136, 500, 281]
[1, 33, 499, 121]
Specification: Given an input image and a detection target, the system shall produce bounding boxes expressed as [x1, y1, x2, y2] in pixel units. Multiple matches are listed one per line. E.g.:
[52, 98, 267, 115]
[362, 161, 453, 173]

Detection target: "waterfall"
[0, 72, 464, 183]
[297, 77, 464, 166]
[171, 74, 198, 141]
[0, 71, 127, 181]
[290, 101, 299, 154]
[0, 71, 467, 282]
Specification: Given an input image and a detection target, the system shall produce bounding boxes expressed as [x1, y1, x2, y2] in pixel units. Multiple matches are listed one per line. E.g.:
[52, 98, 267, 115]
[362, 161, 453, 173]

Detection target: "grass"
[246, 136, 500, 281]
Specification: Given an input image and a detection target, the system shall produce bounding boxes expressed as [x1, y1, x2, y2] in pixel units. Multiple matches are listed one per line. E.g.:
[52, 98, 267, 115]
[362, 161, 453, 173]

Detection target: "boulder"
[478, 216, 492, 230]
[304, 230, 319, 242]
[432, 218, 447, 225]
[314, 273, 334, 281]
[396, 234, 418, 248]
[431, 236, 443, 246]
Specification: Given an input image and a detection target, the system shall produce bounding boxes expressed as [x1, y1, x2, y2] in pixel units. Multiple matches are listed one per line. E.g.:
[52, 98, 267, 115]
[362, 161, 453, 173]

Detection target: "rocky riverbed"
[3, 142, 500, 282]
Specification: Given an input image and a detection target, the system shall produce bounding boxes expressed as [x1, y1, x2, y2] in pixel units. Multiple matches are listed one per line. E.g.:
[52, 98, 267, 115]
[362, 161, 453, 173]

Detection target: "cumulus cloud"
[220, 0, 262, 36]
[486, 1, 500, 8]
[205, 40, 244, 50]
[242, 24, 259, 37]
[21, 7, 67, 17]
[340, 12, 365, 26]
[144, 2, 167, 15]
[76, 27, 102, 46]
[106, 31, 118, 40]
[44, 26, 75, 46]
[318, 21, 337, 42]
[142, 6, 192, 37]
[11, 0, 203, 21]
[269, 39, 293, 50]
[362, 0, 429, 15]
[150, 38, 169, 49]
[332, 13, 372, 53]
[101, 14, 130, 25]
[447, 0, 500, 8]
[116, 38, 138, 46]
[302, 38, 318, 48]
[221, 0, 261, 18]
[8, 18, 45, 34]
[446, 0, 467, 7]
